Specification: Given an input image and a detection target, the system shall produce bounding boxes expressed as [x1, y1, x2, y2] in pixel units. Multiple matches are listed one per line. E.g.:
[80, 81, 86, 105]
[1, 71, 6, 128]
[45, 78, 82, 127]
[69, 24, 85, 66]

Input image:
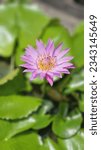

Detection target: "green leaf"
[58, 102, 69, 117]
[58, 130, 84, 150]
[0, 101, 53, 140]
[38, 100, 54, 115]
[40, 138, 61, 150]
[0, 69, 31, 95]
[0, 118, 36, 141]
[32, 114, 53, 130]
[31, 100, 54, 130]
[0, 132, 65, 150]
[0, 4, 50, 59]
[71, 22, 84, 67]
[0, 5, 17, 57]
[52, 109, 82, 139]
[42, 23, 71, 50]
[15, 4, 50, 66]
[0, 68, 19, 85]
[0, 113, 53, 140]
[0, 26, 16, 57]
[0, 95, 42, 119]
[64, 68, 84, 94]
[0, 132, 43, 150]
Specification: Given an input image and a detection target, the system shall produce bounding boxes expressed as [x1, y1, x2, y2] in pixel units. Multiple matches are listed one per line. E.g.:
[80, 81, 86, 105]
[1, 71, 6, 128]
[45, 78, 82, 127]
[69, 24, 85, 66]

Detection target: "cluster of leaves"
[0, 3, 84, 150]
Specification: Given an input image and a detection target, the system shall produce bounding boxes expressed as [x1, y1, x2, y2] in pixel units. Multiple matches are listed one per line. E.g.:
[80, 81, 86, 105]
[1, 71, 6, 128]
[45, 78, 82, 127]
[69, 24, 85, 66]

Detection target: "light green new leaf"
[0, 95, 42, 119]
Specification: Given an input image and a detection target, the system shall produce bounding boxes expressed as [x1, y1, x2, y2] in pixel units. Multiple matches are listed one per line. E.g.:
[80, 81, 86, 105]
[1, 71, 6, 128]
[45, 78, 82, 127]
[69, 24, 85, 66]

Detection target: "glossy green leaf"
[0, 114, 42, 140]
[32, 114, 53, 130]
[58, 130, 84, 150]
[0, 69, 31, 95]
[41, 138, 61, 150]
[15, 5, 50, 66]
[71, 22, 84, 67]
[52, 110, 82, 139]
[0, 118, 35, 141]
[0, 100, 53, 140]
[0, 132, 43, 150]
[0, 114, 53, 140]
[0, 5, 17, 57]
[31, 100, 54, 130]
[64, 68, 84, 94]
[0, 132, 66, 150]
[38, 100, 54, 115]
[58, 102, 69, 117]
[0, 95, 42, 119]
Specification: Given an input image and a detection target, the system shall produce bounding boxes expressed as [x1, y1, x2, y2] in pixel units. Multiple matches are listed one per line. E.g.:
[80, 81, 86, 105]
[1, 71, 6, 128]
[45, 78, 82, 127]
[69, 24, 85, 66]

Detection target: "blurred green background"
[0, 0, 84, 150]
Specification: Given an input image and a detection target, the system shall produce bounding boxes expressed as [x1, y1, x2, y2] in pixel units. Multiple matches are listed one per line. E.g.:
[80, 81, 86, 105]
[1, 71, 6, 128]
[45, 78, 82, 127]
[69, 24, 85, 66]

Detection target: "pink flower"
[21, 39, 74, 86]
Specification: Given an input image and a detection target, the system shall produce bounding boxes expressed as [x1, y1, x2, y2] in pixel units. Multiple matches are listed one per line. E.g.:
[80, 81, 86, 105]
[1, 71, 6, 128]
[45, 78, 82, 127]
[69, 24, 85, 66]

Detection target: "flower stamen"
[37, 55, 56, 71]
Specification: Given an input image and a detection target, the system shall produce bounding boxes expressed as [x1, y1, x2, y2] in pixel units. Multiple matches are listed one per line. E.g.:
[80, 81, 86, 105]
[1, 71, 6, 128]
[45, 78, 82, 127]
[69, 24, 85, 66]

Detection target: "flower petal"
[46, 39, 55, 56]
[46, 74, 53, 86]
[36, 40, 45, 54]
[20, 63, 37, 69]
[57, 49, 70, 59]
[30, 70, 39, 80]
[46, 39, 53, 51]
[53, 67, 70, 74]
[57, 56, 74, 65]
[21, 55, 35, 65]
[40, 72, 46, 79]
[49, 71, 62, 78]
[23, 69, 34, 73]
[53, 43, 63, 56]
[25, 45, 38, 58]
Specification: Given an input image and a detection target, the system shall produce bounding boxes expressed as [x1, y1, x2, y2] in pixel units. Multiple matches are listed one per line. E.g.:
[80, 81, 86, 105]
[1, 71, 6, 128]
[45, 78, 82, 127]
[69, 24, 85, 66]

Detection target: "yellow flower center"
[37, 55, 56, 71]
